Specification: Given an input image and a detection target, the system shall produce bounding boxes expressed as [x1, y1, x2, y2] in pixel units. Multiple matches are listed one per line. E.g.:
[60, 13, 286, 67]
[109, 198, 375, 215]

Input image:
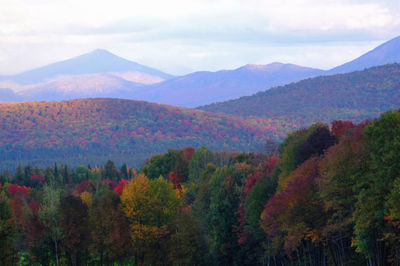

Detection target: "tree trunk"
[54, 240, 59, 266]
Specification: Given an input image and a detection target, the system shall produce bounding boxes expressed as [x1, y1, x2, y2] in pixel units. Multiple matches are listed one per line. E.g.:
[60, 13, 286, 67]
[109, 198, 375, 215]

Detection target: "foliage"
[120, 174, 180, 264]
[0, 98, 287, 170]
[201, 63, 400, 126]
[1, 116, 400, 265]
[59, 195, 89, 265]
[352, 110, 400, 263]
[0, 190, 18, 264]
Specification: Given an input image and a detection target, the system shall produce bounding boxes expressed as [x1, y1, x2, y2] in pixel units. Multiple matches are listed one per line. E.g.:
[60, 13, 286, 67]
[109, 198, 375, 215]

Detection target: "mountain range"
[199, 63, 400, 126]
[1, 60, 399, 170]
[1, 37, 400, 169]
[2, 36, 400, 106]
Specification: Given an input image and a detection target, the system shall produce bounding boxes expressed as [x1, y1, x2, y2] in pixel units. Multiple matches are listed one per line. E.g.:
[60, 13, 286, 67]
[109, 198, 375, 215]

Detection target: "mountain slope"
[0, 49, 173, 85]
[135, 62, 323, 107]
[0, 98, 289, 170]
[199, 63, 400, 125]
[21, 74, 146, 101]
[328, 36, 400, 74]
[0, 88, 21, 103]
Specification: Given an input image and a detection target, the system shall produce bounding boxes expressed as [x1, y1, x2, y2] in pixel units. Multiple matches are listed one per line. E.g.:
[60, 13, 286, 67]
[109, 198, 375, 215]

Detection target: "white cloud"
[0, 0, 399, 74]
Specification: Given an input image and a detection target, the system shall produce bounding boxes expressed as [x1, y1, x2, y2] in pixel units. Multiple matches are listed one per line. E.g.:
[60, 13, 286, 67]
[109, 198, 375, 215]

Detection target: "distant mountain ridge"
[328, 36, 400, 74]
[199, 63, 400, 126]
[134, 62, 324, 107]
[1, 35, 400, 106]
[0, 49, 173, 84]
[23, 74, 147, 101]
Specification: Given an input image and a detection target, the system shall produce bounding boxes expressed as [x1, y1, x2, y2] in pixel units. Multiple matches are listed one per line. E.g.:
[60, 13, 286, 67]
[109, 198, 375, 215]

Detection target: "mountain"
[20, 74, 147, 101]
[2, 35, 400, 106]
[199, 63, 400, 126]
[0, 88, 21, 103]
[328, 36, 400, 74]
[0, 49, 173, 85]
[0, 98, 289, 170]
[135, 62, 323, 107]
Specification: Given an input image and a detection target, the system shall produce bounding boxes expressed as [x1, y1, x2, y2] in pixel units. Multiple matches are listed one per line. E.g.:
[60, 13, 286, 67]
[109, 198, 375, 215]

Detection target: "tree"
[318, 122, 367, 265]
[167, 210, 206, 265]
[243, 173, 278, 264]
[73, 165, 92, 184]
[295, 125, 336, 167]
[261, 157, 326, 264]
[38, 185, 63, 266]
[60, 195, 89, 266]
[121, 174, 180, 264]
[103, 160, 120, 181]
[14, 165, 24, 185]
[142, 154, 172, 179]
[188, 146, 215, 183]
[89, 191, 131, 264]
[207, 166, 244, 265]
[0, 191, 18, 264]
[277, 123, 335, 188]
[353, 110, 400, 264]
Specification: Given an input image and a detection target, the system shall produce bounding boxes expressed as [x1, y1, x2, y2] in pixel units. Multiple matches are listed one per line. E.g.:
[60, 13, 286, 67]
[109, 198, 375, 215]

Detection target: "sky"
[0, 0, 400, 75]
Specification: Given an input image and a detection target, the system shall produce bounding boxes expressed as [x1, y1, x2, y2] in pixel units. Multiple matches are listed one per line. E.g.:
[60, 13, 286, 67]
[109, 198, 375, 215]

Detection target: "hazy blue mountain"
[327, 36, 400, 74]
[0, 49, 173, 85]
[0, 88, 21, 102]
[199, 63, 400, 126]
[135, 62, 323, 107]
[1, 35, 400, 106]
[23, 73, 147, 101]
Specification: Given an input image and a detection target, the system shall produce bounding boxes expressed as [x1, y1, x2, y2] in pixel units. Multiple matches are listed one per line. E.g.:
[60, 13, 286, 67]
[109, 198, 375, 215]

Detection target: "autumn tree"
[0, 190, 18, 264]
[166, 210, 206, 265]
[121, 174, 180, 264]
[60, 194, 89, 266]
[261, 157, 326, 265]
[318, 122, 367, 265]
[353, 110, 400, 264]
[37, 185, 63, 266]
[89, 191, 131, 264]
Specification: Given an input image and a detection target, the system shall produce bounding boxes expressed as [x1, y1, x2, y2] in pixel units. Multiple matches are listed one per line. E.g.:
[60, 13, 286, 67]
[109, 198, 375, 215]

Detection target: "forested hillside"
[1, 110, 399, 265]
[0, 98, 291, 170]
[200, 63, 400, 125]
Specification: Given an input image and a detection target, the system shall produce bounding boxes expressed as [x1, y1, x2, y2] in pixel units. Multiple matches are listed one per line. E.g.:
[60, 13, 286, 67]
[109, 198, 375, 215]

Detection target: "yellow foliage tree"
[121, 174, 181, 264]
[80, 191, 93, 208]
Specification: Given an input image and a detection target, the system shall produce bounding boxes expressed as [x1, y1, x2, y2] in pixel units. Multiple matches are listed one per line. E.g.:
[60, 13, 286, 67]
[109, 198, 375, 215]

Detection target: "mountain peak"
[328, 35, 400, 74]
[241, 62, 321, 73]
[87, 48, 116, 57]
[242, 62, 285, 71]
[3, 49, 173, 84]
[79, 49, 121, 60]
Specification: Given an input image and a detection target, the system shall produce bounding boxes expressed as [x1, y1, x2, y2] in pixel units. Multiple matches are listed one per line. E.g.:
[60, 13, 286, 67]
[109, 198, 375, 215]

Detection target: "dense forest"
[200, 63, 400, 125]
[0, 98, 291, 170]
[1, 109, 399, 265]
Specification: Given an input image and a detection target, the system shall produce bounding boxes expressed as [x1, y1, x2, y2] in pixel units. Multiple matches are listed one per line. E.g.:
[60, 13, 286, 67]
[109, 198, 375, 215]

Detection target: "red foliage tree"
[74, 180, 95, 195]
[265, 154, 279, 175]
[113, 179, 129, 196]
[8, 184, 31, 197]
[331, 120, 356, 140]
[183, 147, 195, 161]
[30, 174, 45, 182]
[261, 157, 324, 253]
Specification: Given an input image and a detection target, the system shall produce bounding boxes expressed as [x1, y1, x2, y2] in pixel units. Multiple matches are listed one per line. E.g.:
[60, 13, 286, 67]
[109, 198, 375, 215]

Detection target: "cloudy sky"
[1, 0, 400, 75]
